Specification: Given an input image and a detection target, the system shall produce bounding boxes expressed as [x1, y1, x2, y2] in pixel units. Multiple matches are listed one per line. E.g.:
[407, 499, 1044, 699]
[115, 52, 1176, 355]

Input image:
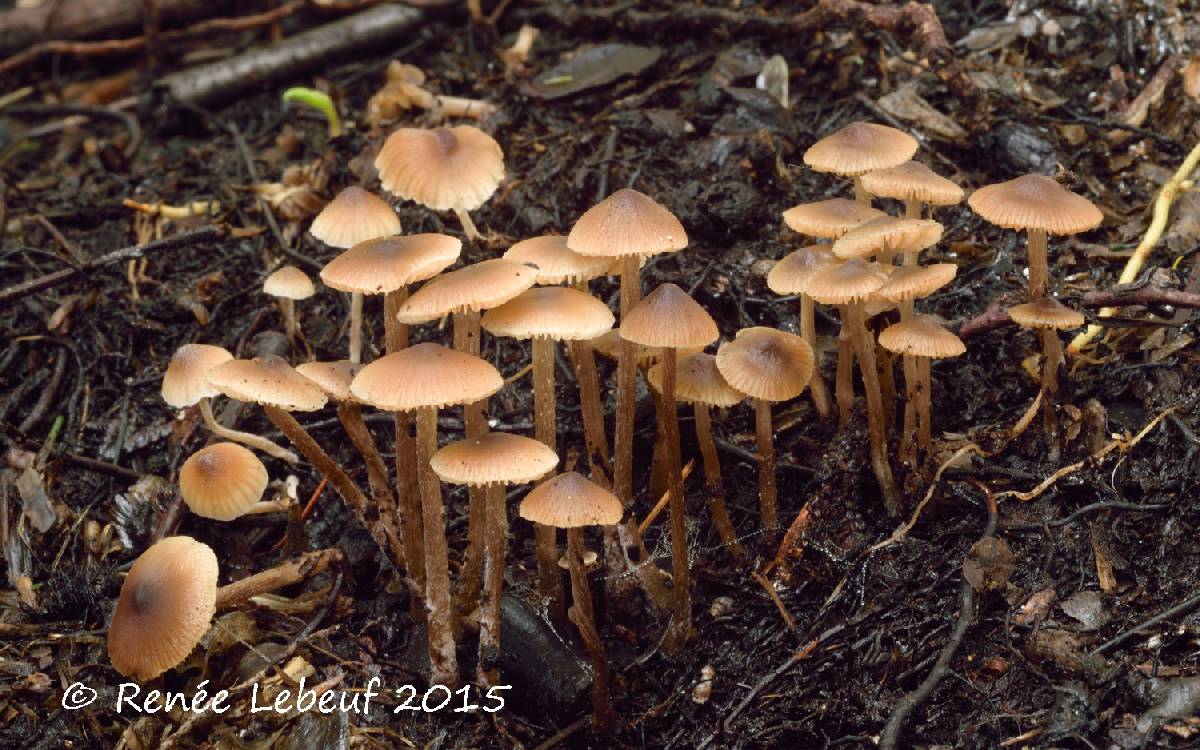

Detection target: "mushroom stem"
[878, 341, 897, 428]
[199, 398, 298, 464]
[385, 287, 424, 613]
[349, 291, 364, 363]
[694, 404, 745, 561]
[335, 402, 407, 573]
[214, 548, 343, 609]
[904, 199, 922, 221]
[1027, 228, 1050, 300]
[567, 527, 616, 734]
[455, 208, 481, 243]
[1040, 328, 1063, 458]
[414, 405, 460, 688]
[898, 300, 919, 466]
[835, 324, 855, 426]
[613, 254, 641, 505]
[478, 482, 507, 686]
[854, 176, 871, 206]
[279, 298, 296, 341]
[568, 339, 611, 479]
[658, 348, 693, 652]
[917, 356, 933, 457]
[843, 303, 900, 515]
[452, 309, 488, 615]
[532, 336, 566, 627]
[800, 293, 832, 420]
[754, 397, 779, 541]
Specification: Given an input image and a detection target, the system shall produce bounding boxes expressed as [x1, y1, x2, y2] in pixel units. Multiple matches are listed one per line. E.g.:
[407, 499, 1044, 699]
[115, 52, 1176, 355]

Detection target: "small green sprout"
[282, 87, 341, 138]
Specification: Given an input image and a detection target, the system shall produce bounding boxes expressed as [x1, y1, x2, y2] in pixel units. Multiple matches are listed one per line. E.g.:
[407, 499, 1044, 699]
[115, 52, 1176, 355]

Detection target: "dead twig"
[1091, 589, 1200, 656]
[1003, 500, 1169, 532]
[1079, 285, 1200, 310]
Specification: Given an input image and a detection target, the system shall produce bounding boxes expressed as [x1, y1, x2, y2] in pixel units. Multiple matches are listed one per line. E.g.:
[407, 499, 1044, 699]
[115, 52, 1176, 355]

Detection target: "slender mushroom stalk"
[384, 287, 424, 610]
[348, 292, 365, 363]
[452, 309, 489, 613]
[479, 482, 507, 685]
[904, 199, 922, 221]
[198, 398, 298, 464]
[799, 293, 832, 419]
[279, 298, 296, 340]
[336, 402, 407, 570]
[613, 254, 640, 505]
[1040, 328, 1063, 452]
[854, 176, 871, 206]
[657, 347, 694, 650]
[567, 527, 617, 733]
[1027, 228, 1049, 299]
[531, 336, 566, 626]
[455, 209, 481, 243]
[844, 303, 900, 513]
[693, 404, 745, 561]
[877, 340, 898, 428]
[569, 339, 611, 477]
[835, 326, 855, 426]
[917, 356, 934, 456]
[413, 406, 459, 688]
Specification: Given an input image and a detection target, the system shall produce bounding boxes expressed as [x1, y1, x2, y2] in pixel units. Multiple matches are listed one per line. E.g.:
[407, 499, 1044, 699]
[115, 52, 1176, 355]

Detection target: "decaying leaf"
[876, 83, 967, 141]
[525, 44, 663, 99]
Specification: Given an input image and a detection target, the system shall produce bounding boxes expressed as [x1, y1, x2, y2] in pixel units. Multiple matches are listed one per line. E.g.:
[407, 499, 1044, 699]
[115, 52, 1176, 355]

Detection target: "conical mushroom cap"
[619, 283, 718, 350]
[395, 259, 537, 323]
[481, 287, 614, 341]
[430, 432, 558, 487]
[320, 234, 461, 294]
[504, 235, 615, 285]
[968, 174, 1102, 235]
[803, 121, 918, 176]
[831, 216, 943, 259]
[207, 355, 327, 412]
[350, 342, 502, 410]
[766, 245, 839, 295]
[519, 471, 623, 528]
[647, 352, 745, 407]
[375, 125, 505, 211]
[782, 198, 885, 239]
[567, 188, 687, 259]
[309, 186, 402, 248]
[263, 266, 315, 300]
[295, 360, 363, 402]
[806, 258, 887, 305]
[162, 344, 233, 408]
[590, 329, 701, 367]
[1007, 297, 1086, 330]
[107, 536, 218, 681]
[715, 327, 813, 402]
[860, 161, 964, 205]
[877, 263, 957, 302]
[878, 314, 965, 358]
[179, 443, 268, 521]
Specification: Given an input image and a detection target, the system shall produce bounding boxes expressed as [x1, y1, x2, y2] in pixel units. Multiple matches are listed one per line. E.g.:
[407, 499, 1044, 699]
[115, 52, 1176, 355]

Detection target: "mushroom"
[308, 186, 403, 363]
[619, 283, 718, 649]
[766, 245, 839, 420]
[803, 121, 918, 205]
[859, 160, 964, 223]
[1007, 297, 1086, 457]
[107, 536, 218, 682]
[374, 125, 504, 242]
[781, 198, 885, 241]
[161, 344, 298, 464]
[832, 216, 944, 267]
[715, 328, 813, 541]
[519, 472, 623, 734]
[350, 343, 504, 688]
[430, 432, 557, 686]
[480, 286, 614, 627]
[178, 442, 269, 521]
[647, 353, 746, 561]
[262, 265, 315, 345]
[807, 260, 901, 514]
[877, 315, 965, 464]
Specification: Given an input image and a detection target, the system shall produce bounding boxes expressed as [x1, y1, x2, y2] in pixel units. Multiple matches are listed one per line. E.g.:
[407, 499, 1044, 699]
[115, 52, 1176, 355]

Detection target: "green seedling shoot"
[282, 87, 341, 138]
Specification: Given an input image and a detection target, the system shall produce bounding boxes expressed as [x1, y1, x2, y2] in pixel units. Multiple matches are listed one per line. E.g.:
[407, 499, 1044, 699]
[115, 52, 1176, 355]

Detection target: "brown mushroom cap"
[619, 283, 719, 350]
[263, 266, 316, 300]
[566, 188, 688, 259]
[480, 286, 615, 341]
[350, 342, 503, 411]
[590, 329, 701, 367]
[395, 258, 537, 324]
[782, 198, 885, 239]
[162, 344, 233, 408]
[320, 234, 461, 295]
[803, 121, 918, 177]
[179, 442, 268, 521]
[831, 216, 944, 260]
[519, 471, 623, 528]
[647, 352, 745, 407]
[715, 327, 814, 402]
[878, 314, 966, 358]
[430, 432, 558, 486]
[877, 263, 958, 302]
[1007, 297, 1086, 330]
[806, 258, 888, 305]
[295, 360, 363, 402]
[967, 174, 1103, 235]
[859, 161, 964, 205]
[309, 186, 402, 249]
[766, 245, 839, 295]
[207, 355, 328, 412]
[107, 536, 218, 681]
[375, 125, 505, 212]
[504, 235, 615, 285]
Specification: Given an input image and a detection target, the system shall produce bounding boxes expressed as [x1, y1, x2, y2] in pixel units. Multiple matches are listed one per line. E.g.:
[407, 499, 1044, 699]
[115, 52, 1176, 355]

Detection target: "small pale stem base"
[385, 287, 423, 613]
[349, 291, 364, 364]
[755, 398, 778, 542]
[658, 349, 693, 652]
[336, 402, 407, 573]
[568, 528, 616, 734]
[1041, 328, 1063, 459]
[199, 398, 297, 464]
[694, 405, 745, 561]
[845, 304, 900, 515]
[414, 406, 459, 688]
[215, 548, 342, 609]
[453, 310, 488, 614]
[1028, 228, 1049, 300]
[800, 293, 831, 420]
[455, 208, 481, 242]
[569, 339, 610, 480]
[854, 176, 871, 206]
[835, 323, 855, 426]
[478, 483, 507, 686]
[532, 337, 565, 627]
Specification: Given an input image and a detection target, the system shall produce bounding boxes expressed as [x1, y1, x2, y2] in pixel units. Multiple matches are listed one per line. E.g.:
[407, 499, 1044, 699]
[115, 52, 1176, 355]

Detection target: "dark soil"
[2, 1, 1200, 748]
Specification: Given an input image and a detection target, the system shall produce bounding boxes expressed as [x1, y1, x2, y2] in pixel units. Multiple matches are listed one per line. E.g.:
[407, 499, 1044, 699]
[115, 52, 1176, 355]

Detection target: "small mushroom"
[859, 160, 964, 224]
[766, 245, 839, 420]
[179, 442, 269, 521]
[1008, 298, 1086, 457]
[262, 265, 315, 345]
[877, 314, 965, 464]
[803, 121, 918, 205]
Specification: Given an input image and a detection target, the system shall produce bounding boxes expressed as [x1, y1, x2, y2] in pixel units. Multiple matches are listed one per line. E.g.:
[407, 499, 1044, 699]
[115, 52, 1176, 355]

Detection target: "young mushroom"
[1007, 297, 1086, 457]
[715, 328, 813, 542]
[766, 245, 839, 420]
[350, 343, 504, 689]
[832, 216, 944, 267]
[480, 286, 615, 627]
[519, 472, 623, 734]
[178, 442, 269, 521]
[308, 186, 403, 363]
[161, 343, 297, 464]
[877, 315, 965, 464]
[262, 265, 315, 345]
[374, 125, 504, 242]
[803, 121, 918, 206]
[430, 432, 557, 686]
[859, 160, 964, 222]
